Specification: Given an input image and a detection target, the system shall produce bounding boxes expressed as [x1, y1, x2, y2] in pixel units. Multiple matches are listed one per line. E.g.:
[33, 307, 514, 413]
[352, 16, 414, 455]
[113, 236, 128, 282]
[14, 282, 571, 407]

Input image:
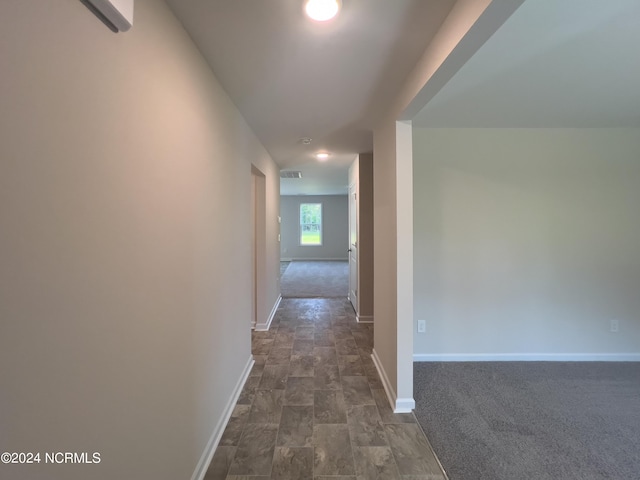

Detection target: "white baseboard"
[371, 349, 414, 413]
[413, 353, 640, 362]
[191, 355, 254, 480]
[285, 257, 349, 261]
[357, 315, 374, 324]
[255, 295, 281, 331]
[371, 350, 395, 412]
[395, 397, 416, 413]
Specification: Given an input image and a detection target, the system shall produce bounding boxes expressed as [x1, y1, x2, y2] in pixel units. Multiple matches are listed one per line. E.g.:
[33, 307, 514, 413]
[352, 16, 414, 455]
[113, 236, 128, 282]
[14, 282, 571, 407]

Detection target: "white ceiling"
[164, 0, 457, 194]
[414, 0, 640, 128]
[164, 0, 640, 193]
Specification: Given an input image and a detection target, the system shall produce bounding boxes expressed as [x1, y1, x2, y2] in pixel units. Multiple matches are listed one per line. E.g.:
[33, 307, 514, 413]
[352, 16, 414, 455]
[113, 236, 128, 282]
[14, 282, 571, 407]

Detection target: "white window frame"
[299, 203, 323, 246]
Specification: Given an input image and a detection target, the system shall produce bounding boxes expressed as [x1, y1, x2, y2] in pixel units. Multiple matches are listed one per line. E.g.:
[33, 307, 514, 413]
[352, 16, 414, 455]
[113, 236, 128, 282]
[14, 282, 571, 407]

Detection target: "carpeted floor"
[413, 362, 640, 480]
[280, 260, 348, 298]
[280, 261, 290, 276]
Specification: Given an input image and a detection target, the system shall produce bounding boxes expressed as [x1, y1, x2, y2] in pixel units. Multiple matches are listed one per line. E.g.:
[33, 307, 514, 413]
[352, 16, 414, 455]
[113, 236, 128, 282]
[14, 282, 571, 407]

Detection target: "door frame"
[251, 165, 266, 329]
[348, 182, 358, 313]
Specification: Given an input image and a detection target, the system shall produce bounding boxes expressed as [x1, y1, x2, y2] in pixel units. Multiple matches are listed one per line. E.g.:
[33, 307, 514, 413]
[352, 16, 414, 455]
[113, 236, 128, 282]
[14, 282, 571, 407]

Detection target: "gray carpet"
[413, 362, 640, 480]
[280, 260, 348, 298]
[280, 261, 290, 276]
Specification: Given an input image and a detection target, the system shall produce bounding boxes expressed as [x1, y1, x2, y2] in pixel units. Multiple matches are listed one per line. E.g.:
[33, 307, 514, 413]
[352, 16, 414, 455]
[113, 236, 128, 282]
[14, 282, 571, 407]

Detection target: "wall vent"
[280, 171, 303, 179]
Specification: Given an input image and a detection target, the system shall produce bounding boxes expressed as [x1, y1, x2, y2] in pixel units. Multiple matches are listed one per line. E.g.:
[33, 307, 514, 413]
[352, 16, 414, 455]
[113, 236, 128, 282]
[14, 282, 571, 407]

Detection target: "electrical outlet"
[610, 319, 619, 333]
[417, 320, 426, 333]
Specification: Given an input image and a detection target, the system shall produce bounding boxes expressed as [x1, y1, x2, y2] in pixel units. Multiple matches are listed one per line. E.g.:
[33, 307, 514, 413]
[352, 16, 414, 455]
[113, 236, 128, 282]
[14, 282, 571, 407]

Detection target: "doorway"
[251, 166, 266, 329]
[348, 182, 358, 312]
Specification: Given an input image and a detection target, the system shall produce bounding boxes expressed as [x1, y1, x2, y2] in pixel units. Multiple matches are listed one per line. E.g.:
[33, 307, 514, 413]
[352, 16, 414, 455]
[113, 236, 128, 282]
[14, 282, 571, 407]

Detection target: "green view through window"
[300, 203, 322, 245]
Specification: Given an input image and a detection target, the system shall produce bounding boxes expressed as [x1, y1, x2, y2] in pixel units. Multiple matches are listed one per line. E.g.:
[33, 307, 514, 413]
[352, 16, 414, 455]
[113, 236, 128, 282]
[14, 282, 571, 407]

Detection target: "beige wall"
[359, 155, 375, 319]
[251, 164, 280, 330]
[413, 128, 640, 359]
[372, 123, 400, 396]
[0, 1, 279, 479]
[349, 154, 375, 320]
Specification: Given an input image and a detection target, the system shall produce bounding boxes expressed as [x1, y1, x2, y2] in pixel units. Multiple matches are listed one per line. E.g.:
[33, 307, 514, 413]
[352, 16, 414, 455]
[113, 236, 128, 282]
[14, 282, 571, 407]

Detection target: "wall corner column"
[395, 120, 415, 412]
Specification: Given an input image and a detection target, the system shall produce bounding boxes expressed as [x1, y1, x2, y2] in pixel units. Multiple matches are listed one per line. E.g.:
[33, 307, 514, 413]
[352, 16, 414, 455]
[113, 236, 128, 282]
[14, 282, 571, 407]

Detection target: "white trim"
[372, 349, 395, 411]
[395, 397, 416, 413]
[413, 353, 640, 362]
[255, 295, 281, 331]
[371, 349, 414, 413]
[356, 315, 374, 324]
[284, 257, 349, 261]
[280, 257, 293, 262]
[191, 355, 254, 480]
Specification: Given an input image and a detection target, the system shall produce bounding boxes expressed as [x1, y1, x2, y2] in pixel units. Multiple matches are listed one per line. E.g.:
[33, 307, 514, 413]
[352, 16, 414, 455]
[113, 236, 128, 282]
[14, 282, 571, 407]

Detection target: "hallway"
[205, 298, 445, 479]
[280, 261, 349, 298]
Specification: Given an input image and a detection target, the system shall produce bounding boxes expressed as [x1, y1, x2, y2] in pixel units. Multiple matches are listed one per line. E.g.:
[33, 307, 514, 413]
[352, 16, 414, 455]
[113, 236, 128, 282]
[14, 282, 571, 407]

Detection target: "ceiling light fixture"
[304, 0, 341, 22]
[316, 153, 330, 160]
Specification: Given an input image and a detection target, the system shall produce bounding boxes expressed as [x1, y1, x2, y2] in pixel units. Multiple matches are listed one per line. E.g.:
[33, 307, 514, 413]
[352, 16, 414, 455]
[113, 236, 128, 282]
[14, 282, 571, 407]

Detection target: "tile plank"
[313, 424, 356, 476]
[228, 424, 278, 476]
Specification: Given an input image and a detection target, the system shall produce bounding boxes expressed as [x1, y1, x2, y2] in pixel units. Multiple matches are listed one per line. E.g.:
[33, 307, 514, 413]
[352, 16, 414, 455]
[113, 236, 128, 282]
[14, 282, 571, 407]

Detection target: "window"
[300, 203, 322, 245]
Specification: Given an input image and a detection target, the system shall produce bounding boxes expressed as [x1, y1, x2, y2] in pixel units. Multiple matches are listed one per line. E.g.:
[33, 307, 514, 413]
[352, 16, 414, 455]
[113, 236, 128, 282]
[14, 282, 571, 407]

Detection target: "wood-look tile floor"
[205, 298, 446, 480]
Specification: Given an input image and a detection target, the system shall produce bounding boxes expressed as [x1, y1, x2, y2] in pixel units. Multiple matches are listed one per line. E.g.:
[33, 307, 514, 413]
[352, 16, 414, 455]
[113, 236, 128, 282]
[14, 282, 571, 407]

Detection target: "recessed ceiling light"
[304, 0, 341, 22]
[316, 153, 330, 160]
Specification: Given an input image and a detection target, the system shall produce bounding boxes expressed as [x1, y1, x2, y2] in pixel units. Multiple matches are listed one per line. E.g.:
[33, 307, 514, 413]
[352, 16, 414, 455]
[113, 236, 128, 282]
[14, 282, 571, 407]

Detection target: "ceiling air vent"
[280, 171, 303, 179]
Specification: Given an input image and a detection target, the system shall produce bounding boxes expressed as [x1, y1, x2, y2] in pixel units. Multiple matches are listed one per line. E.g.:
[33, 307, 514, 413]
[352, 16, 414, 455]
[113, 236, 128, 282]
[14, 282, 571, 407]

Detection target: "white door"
[348, 183, 358, 312]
